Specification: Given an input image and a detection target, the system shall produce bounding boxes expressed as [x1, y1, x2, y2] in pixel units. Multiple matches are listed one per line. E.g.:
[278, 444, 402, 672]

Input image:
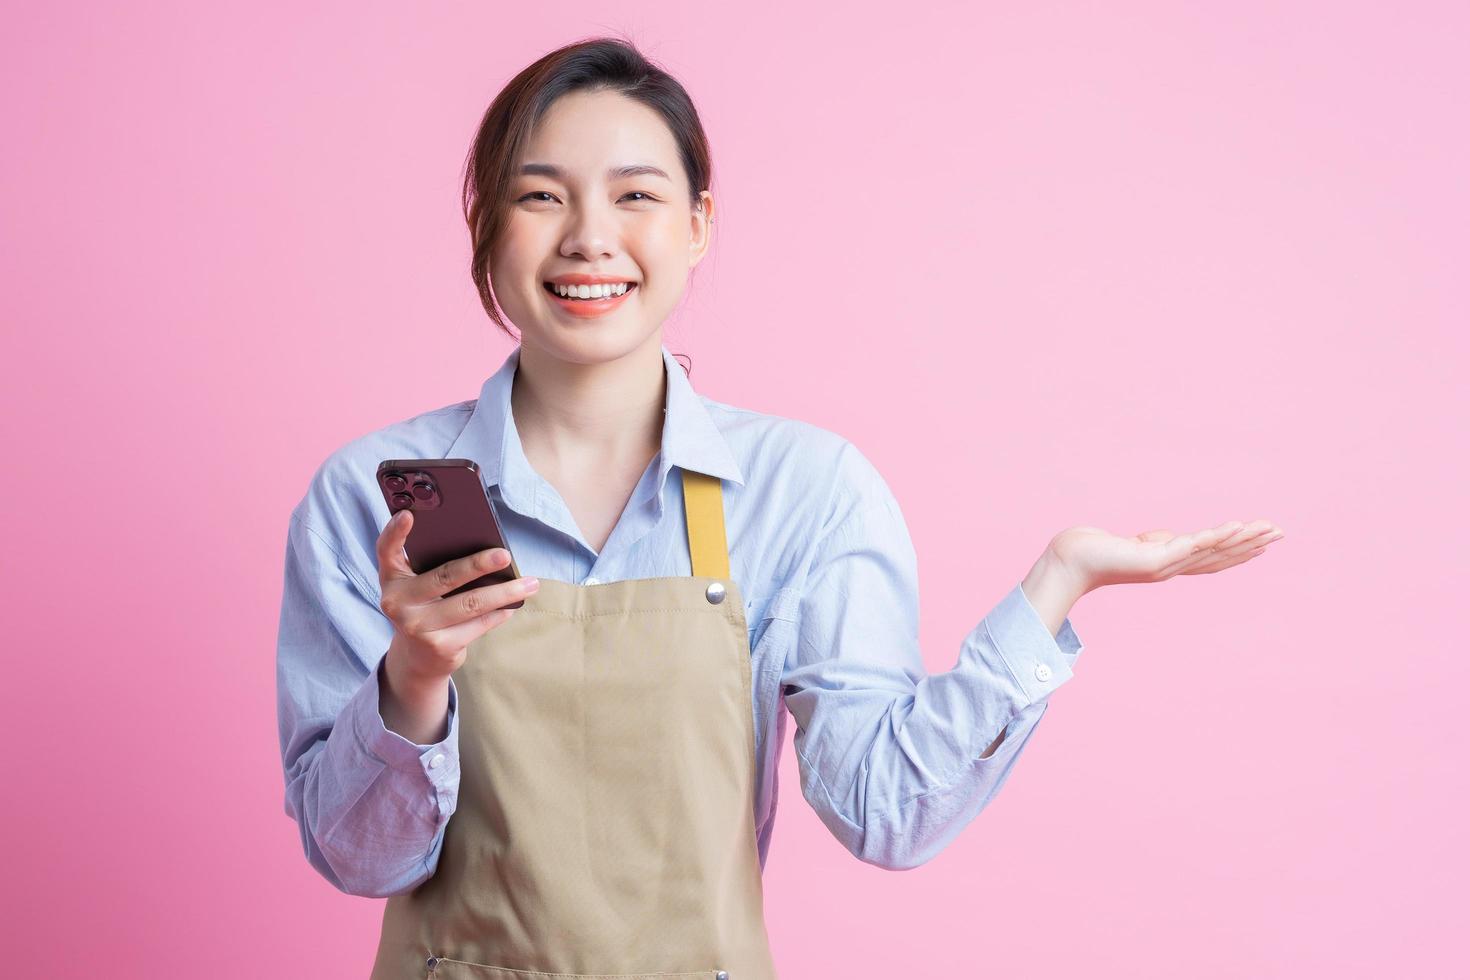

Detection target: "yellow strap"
[681, 469, 730, 580]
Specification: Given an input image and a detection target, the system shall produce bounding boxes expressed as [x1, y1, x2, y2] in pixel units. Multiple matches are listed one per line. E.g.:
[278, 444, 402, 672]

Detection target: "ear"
[688, 190, 715, 270]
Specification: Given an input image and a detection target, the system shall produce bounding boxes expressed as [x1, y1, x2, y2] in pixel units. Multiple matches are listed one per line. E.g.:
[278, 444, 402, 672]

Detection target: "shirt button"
[428, 753, 445, 769]
[1034, 663, 1053, 682]
[584, 576, 601, 585]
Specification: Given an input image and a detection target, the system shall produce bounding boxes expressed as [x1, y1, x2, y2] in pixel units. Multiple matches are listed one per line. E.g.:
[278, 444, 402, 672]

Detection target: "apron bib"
[370, 470, 778, 980]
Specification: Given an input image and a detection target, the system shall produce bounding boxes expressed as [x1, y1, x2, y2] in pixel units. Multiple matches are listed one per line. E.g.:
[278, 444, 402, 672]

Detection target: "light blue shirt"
[276, 343, 1084, 897]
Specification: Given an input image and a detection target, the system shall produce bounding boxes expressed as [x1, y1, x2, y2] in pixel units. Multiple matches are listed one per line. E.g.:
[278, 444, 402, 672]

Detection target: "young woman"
[276, 37, 1283, 980]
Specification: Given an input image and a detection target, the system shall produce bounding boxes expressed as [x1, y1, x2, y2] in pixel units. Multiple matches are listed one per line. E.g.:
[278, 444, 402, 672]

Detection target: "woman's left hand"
[1049, 519, 1285, 594]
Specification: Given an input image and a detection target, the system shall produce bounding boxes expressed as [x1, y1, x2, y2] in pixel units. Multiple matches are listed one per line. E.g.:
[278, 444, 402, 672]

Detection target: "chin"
[518, 321, 663, 366]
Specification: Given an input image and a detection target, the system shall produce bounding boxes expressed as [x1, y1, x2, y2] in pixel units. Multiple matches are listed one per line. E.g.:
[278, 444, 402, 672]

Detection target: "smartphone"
[376, 458, 526, 608]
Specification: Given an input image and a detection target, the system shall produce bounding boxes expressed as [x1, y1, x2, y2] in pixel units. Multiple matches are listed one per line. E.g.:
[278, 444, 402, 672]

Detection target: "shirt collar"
[445, 343, 745, 518]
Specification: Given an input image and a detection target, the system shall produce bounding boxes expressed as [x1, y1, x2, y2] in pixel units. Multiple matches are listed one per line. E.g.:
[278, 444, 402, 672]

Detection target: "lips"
[542, 281, 637, 297]
[542, 281, 637, 318]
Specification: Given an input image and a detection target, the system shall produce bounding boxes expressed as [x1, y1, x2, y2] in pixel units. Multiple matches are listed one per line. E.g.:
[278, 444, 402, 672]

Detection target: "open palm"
[1050, 519, 1284, 593]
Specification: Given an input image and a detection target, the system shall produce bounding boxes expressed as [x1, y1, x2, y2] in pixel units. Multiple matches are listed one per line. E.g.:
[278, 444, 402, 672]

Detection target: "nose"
[559, 203, 619, 262]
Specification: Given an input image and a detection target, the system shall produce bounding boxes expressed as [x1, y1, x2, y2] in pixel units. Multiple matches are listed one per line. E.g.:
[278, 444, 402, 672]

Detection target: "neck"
[510, 334, 667, 470]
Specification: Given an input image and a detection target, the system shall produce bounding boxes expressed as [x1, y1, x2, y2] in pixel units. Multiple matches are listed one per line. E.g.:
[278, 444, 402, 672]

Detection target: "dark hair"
[462, 35, 714, 341]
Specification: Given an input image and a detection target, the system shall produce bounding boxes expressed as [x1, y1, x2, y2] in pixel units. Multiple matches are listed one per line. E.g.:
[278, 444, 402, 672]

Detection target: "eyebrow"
[517, 162, 673, 182]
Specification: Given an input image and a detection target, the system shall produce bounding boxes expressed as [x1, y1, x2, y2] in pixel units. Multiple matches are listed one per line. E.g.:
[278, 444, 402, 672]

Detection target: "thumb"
[377, 508, 416, 580]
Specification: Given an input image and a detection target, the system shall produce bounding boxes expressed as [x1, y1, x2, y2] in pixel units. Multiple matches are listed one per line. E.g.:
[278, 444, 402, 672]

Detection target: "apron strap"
[680, 469, 730, 580]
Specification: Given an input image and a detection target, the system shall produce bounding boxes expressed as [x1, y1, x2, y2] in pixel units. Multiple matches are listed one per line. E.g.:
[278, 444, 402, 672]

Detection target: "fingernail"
[523, 577, 539, 592]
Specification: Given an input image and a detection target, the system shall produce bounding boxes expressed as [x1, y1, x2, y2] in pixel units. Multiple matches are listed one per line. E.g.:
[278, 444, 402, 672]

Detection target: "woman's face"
[490, 88, 714, 365]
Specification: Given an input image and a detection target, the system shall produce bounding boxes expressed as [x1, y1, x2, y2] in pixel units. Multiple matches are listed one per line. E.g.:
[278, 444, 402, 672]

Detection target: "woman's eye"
[516, 191, 657, 204]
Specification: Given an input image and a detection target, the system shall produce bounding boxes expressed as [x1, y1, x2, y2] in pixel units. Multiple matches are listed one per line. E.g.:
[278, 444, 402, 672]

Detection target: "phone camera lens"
[391, 493, 414, 509]
[412, 481, 435, 501]
[385, 474, 407, 492]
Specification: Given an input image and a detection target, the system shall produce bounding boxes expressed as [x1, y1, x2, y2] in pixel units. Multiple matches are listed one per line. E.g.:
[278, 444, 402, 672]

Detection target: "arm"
[276, 512, 463, 897]
[973, 553, 1085, 758]
[781, 447, 1085, 872]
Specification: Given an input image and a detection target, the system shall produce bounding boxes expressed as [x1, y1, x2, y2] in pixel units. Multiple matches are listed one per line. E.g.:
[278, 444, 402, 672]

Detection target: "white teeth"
[551, 282, 632, 299]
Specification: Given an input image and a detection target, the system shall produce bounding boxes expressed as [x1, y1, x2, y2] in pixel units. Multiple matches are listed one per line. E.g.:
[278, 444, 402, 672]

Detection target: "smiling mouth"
[542, 282, 638, 300]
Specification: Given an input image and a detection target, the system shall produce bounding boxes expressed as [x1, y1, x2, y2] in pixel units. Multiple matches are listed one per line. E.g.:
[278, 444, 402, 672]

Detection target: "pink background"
[3, 3, 1464, 977]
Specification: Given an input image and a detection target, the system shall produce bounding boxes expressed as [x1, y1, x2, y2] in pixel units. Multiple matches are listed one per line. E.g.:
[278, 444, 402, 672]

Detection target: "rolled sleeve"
[348, 660, 462, 813]
[277, 509, 461, 896]
[967, 581, 1083, 707]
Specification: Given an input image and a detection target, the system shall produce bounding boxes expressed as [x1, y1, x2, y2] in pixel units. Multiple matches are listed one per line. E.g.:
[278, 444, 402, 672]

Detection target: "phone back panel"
[376, 458, 523, 605]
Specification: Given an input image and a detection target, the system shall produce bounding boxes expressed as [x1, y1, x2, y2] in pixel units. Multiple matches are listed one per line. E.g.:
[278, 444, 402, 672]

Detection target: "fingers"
[1189, 520, 1245, 554]
[1152, 521, 1240, 571]
[1183, 519, 1284, 559]
[1163, 524, 1285, 577]
[375, 508, 521, 604]
[417, 576, 540, 633]
[376, 508, 529, 623]
[412, 546, 518, 605]
[1208, 520, 1276, 553]
[428, 604, 523, 652]
[1184, 542, 1271, 574]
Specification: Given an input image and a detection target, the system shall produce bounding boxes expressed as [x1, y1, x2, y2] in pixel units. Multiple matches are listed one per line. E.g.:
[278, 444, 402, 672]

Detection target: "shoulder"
[700, 394, 901, 535]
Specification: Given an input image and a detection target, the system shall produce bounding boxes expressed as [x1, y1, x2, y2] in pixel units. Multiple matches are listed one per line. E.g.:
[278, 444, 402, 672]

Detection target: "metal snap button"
[705, 581, 726, 604]
[715, 972, 729, 980]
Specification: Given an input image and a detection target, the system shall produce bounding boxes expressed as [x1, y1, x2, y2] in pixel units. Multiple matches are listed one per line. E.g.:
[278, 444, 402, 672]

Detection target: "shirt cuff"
[983, 581, 1085, 703]
[348, 658, 461, 790]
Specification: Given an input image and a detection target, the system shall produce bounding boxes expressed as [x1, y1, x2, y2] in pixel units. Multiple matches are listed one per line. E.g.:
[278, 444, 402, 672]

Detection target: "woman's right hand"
[375, 508, 540, 688]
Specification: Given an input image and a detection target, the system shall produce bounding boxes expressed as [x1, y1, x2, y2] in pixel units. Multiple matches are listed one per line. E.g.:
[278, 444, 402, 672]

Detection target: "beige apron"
[370, 469, 778, 980]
